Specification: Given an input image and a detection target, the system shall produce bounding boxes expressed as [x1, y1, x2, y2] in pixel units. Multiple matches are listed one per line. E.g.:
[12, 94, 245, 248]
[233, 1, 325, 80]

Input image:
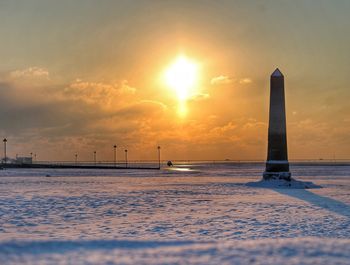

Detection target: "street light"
[34, 153, 37, 163]
[75, 153, 78, 165]
[3, 138, 7, 164]
[157, 146, 161, 169]
[113, 145, 117, 167]
[125, 149, 128, 168]
[93, 151, 96, 165]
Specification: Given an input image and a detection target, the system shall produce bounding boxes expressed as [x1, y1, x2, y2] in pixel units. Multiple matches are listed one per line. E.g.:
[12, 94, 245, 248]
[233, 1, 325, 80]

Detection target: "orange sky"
[0, 1, 349, 161]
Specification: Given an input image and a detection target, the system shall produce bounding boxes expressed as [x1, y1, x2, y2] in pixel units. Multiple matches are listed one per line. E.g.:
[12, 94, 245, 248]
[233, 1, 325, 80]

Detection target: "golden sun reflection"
[177, 101, 188, 117]
[163, 55, 199, 116]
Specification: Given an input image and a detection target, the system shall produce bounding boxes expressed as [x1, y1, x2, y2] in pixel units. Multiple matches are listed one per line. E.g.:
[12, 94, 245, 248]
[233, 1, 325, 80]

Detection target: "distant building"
[16, 157, 33, 164]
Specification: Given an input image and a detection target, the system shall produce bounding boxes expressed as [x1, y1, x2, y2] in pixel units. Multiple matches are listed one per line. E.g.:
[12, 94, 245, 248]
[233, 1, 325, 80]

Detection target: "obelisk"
[263, 68, 291, 181]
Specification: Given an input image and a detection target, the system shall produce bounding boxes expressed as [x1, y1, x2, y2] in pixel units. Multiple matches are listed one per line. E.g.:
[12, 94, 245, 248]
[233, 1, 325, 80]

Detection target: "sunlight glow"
[177, 101, 188, 117]
[164, 55, 199, 101]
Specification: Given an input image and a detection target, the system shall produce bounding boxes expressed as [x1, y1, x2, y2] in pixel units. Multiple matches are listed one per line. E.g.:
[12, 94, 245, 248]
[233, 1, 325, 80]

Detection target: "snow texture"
[0, 163, 349, 264]
[246, 178, 322, 189]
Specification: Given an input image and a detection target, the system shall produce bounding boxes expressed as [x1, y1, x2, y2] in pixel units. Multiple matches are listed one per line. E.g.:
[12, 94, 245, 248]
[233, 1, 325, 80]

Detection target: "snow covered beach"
[0, 163, 349, 264]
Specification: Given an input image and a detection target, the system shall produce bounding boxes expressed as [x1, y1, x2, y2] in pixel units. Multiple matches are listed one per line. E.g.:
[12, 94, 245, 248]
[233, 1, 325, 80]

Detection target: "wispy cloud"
[239, 78, 252, 84]
[189, 93, 210, 101]
[210, 75, 232, 85]
[61, 79, 137, 108]
[210, 76, 252, 85]
[10, 67, 49, 80]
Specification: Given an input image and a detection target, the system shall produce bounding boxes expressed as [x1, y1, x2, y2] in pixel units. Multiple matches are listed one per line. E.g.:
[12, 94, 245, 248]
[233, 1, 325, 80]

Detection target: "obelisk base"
[263, 171, 291, 181]
[263, 160, 291, 181]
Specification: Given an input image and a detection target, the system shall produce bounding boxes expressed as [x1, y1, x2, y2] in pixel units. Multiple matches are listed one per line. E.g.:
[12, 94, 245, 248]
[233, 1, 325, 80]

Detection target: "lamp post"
[75, 153, 78, 165]
[125, 149, 128, 168]
[34, 153, 37, 163]
[157, 146, 161, 169]
[113, 145, 117, 167]
[3, 138, 7, 164]
[30, 152, 33, 163]
[93, 151, 96, 165]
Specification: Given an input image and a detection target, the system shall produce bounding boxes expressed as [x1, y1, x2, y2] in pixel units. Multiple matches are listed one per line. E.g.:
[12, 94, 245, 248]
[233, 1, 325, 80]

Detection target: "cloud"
[0, 82, 109, 135]
[189, 93, 210, 101]
[0, 81, 271, 159]
[210, 75, 252, 85]
[120, 80, 136, 94]
[113, 100, 167, 119]
[61, 79, 137, 108]
[139, 100, 167, 110]
[210, 75, 233, 85]
[239, 78, 252, 84]
[10, 67, 49, 80]
[1, 65, 348, 161]
[0, 77, 170, 159]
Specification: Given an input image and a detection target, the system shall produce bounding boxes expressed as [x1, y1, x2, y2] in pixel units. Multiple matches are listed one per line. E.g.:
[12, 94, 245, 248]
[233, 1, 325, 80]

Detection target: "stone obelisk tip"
[271, 68, 283, 77]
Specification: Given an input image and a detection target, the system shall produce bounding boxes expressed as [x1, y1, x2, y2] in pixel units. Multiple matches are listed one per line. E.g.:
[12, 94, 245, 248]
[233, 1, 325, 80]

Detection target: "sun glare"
[164, 55, 199, 102]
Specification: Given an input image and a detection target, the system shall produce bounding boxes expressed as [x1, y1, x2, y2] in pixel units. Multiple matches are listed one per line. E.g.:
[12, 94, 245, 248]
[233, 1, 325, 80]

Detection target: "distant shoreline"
[1, 161, 350, 170]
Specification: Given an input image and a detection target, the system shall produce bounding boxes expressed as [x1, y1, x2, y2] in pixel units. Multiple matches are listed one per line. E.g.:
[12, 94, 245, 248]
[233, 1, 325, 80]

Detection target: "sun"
[164, 55, 199, 101]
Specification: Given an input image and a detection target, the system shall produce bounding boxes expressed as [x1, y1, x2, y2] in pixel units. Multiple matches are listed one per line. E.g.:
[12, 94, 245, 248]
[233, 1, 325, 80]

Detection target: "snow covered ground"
[0, 163, 349, 264]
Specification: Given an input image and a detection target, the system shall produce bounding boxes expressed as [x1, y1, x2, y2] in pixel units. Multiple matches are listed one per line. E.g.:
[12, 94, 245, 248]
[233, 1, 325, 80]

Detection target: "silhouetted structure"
[125, 149, 128, 168]
[263, 68, 291, 181]
[157, 146, 161, 168]
[113, 145, 117, 167]
[3, 138, 7, 164]
[16, 156, 33, 164]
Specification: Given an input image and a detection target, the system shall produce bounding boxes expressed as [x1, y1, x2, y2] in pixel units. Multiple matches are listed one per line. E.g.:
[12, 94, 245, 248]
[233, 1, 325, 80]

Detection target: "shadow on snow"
[0, 240, 209, 255]
[275, 188, 350, 218]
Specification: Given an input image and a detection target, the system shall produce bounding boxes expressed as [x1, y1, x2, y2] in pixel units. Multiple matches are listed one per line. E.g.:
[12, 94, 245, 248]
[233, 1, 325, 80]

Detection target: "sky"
[0, 0, 349, 161]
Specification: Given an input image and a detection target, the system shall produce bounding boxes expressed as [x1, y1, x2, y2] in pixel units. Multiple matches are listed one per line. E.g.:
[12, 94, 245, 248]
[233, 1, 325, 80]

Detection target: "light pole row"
[1, 139, 161, 169]
[113, 145, 127, 168]
[74, 145, 161, 168]
[73, 145, 126, 167]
